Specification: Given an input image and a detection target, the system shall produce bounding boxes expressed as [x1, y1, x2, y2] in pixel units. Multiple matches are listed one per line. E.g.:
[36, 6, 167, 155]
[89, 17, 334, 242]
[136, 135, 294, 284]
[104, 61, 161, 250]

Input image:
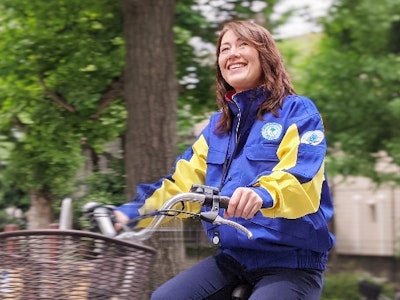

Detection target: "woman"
[115, 20, 335, 299]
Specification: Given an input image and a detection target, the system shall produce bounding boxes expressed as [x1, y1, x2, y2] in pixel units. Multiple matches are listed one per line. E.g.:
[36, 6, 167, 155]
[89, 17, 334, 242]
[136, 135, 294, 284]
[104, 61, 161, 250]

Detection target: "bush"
[321, 272, 360, 300]
[0, 210, 26, 231]
[321, 272, 395, 300]
[67, 157, 126, 229]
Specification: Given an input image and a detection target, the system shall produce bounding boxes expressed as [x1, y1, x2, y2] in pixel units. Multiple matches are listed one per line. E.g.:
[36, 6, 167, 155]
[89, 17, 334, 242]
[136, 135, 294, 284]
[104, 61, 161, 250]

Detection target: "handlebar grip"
[93, 207, 117, 237]
[218, 196, 230, 209]
[203, 195, 230, 209]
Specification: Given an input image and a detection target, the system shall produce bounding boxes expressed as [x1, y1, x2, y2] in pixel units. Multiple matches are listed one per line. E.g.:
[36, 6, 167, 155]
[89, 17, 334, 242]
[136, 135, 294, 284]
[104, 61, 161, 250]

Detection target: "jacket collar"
[225, 87, 269, 118]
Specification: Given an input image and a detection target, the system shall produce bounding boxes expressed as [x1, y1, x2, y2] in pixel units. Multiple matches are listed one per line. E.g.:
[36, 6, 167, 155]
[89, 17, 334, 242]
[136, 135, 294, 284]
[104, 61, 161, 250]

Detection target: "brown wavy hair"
[215, 20, 295, 133]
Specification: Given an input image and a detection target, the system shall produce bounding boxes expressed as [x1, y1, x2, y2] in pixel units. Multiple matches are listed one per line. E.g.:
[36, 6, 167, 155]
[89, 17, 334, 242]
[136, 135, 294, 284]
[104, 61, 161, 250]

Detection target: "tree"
[0, 0, 126, 228]
[302, 0, 400, 183]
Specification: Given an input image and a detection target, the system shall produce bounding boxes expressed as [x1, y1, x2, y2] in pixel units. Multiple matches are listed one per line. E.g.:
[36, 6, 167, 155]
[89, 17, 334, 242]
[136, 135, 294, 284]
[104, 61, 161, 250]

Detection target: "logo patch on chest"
[261, 122, 282, 140]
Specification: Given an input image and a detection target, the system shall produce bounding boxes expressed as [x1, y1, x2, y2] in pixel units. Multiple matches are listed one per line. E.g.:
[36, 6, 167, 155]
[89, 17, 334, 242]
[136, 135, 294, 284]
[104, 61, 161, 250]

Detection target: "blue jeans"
[150, 253, 324, 300]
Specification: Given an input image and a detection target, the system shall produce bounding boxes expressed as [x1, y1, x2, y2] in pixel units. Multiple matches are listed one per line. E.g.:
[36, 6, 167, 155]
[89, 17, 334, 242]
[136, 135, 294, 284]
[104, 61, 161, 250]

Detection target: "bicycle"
[0, 184, 253, 300]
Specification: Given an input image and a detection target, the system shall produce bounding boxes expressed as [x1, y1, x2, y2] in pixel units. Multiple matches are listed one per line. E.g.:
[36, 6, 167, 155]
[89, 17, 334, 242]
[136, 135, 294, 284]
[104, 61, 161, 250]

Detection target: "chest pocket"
[244, 144, 279, 175]
[205, 149, 226, 187]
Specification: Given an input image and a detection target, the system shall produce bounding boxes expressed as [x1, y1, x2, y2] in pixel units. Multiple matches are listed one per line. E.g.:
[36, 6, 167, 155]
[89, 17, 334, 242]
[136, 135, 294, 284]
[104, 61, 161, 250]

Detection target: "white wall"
[333, 176, 399, 256]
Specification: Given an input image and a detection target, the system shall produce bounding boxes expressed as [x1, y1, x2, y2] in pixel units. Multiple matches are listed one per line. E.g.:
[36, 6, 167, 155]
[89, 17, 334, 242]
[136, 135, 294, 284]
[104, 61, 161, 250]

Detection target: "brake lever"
[200, 212, 253, 240]
[214, 215, 253, 240]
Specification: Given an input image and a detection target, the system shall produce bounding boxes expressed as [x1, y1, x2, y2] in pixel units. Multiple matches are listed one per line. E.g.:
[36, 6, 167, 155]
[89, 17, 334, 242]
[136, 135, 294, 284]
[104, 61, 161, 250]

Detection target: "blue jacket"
[117, 87, 335, 271]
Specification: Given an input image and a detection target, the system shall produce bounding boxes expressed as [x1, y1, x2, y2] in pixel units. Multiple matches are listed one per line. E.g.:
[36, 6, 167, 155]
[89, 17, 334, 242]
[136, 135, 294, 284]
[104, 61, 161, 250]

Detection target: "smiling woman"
[214, 21, 296, 134]
[218, 30, 262, 93]
[115, 20, 335, 300]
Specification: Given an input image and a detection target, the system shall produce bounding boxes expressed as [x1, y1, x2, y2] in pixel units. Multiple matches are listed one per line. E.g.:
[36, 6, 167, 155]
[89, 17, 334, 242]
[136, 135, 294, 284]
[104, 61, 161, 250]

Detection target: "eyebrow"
[220, 37, 243, 47]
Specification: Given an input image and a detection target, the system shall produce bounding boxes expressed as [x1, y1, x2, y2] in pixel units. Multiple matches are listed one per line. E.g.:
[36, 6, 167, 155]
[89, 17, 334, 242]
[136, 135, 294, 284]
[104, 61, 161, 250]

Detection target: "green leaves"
[0, 0, 126, 202]
[303, 0, 400, 182]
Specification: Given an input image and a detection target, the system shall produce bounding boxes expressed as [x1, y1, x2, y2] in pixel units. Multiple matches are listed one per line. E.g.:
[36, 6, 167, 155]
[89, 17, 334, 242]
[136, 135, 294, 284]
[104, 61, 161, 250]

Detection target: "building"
[332, 175, 400, 282]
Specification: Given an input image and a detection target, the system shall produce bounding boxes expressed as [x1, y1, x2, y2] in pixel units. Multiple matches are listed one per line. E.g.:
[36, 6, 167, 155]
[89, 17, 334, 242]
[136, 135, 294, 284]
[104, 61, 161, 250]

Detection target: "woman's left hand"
[224, 187, 263, 219]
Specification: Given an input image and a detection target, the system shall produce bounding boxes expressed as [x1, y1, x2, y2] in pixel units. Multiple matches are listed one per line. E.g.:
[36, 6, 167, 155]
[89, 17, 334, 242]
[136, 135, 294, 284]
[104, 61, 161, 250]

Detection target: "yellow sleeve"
[137, 135, 209, 226]
[258, 124, 325, 219]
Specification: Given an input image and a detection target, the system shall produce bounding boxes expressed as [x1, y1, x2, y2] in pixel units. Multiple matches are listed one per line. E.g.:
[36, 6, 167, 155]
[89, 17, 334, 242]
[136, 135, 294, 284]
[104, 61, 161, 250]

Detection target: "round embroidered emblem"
[261, 122, 282, 140]
[301, 130, 324, 145]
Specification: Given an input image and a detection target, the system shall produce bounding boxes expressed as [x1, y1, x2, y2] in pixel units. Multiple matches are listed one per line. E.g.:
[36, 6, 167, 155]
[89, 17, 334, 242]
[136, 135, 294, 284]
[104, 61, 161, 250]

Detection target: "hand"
[114, 210, 130, 231]
[224, 187, 263, 219]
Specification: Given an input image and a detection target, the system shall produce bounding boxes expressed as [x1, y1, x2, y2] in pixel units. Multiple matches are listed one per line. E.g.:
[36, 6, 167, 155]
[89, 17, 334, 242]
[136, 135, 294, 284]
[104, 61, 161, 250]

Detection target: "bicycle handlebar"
[118, 192, 252, 241]
[86, 186, 254, 242]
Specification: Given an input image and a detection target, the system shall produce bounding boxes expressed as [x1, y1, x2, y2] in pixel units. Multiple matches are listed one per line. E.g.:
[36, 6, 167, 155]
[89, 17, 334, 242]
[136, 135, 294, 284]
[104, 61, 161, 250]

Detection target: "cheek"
[251, 57, 262, 79]
[255, 64, 262, 78]
[218, 56, 225, 70]
[218, 59, 228, 79]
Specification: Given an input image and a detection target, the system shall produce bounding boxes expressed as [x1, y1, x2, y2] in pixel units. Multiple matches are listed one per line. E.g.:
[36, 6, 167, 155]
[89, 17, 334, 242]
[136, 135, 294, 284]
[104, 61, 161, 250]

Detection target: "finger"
[241, 201, 255, 219]
[239, 190, 263, 219]
[226, 189, 242, 217]
[231, 188, 251, 218]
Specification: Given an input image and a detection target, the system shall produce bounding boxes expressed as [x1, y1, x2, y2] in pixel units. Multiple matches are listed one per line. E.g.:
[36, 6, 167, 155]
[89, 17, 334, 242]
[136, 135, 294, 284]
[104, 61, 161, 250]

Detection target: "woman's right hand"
[224, 187, 263, 220]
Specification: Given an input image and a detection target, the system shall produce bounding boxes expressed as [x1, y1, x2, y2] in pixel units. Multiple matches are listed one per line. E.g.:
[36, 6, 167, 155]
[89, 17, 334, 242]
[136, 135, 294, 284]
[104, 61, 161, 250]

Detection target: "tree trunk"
[26, 189, 54, 229]
[122, 1, 184, 297]
[122, 0, 178, 200]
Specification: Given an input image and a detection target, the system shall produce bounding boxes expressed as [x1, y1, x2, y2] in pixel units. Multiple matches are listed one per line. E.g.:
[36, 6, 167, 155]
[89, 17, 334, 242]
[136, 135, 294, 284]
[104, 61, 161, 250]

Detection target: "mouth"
[228, 63, 246, 70]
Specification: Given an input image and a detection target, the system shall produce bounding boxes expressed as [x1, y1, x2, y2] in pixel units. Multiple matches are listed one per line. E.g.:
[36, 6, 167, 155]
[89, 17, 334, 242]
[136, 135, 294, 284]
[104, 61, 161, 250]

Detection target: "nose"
[226, 46, 240, 60]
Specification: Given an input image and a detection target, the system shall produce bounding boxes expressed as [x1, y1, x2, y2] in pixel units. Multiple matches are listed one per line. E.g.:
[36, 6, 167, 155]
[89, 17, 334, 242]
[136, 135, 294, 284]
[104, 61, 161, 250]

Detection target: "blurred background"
[0, 0, 399, 298]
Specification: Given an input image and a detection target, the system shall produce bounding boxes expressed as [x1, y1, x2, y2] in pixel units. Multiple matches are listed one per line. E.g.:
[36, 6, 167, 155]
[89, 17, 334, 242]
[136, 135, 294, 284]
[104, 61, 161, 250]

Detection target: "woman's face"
[218, 29, 262, 93]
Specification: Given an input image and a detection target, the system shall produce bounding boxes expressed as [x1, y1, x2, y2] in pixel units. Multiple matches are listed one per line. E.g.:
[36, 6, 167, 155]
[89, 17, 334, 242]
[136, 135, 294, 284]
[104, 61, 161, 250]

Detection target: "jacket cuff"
[249, 186, 274, 208]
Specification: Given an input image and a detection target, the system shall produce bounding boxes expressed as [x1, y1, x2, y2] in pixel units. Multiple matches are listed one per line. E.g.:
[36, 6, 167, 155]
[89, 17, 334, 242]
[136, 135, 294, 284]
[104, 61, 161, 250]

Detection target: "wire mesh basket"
[0, 229, 156, 300]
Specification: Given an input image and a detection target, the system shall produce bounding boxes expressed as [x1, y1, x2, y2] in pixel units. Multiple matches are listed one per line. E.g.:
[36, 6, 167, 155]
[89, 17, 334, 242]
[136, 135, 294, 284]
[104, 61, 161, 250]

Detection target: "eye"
[220, 46, 230, 53]
[239, 41, 248, 47]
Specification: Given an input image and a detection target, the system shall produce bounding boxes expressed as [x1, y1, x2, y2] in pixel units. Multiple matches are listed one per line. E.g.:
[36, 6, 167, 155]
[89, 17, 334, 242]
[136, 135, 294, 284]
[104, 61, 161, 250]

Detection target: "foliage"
[53, 156, 126, 229]
[0, 166, 30, 210]
[76, 157, 126, 206]
[0, 210, 26, 231]
[277, 33, 323, 92]
[321, 272, 395, 300]
[321, 272, 361, 300]
[302, 0, 400, 183]
[0, 0, 126, 204]
[174, 0, 217, 151]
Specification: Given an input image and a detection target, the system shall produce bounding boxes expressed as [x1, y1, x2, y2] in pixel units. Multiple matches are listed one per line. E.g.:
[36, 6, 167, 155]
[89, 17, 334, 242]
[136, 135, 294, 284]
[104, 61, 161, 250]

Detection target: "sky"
[189, 0, 334, 57]
[194, 0, 334, 39]
[272, 0, 334, 38]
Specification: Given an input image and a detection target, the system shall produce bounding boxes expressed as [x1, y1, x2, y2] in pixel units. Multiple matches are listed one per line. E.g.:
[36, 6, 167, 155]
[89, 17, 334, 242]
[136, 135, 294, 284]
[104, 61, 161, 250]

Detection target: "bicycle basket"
[0, 229, 156, 300]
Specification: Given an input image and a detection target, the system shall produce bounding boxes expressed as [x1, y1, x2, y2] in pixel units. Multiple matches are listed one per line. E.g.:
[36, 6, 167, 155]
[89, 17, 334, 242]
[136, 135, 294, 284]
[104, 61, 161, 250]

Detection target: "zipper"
[219, 93, 256, 191]
[219, 97, 241, 191]
[232, 97, 241, 144]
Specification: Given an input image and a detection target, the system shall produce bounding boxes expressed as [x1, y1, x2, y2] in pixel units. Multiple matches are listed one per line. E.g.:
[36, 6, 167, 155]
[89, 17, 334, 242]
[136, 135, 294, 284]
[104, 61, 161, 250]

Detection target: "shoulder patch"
[261, 122, 282, 140]
[301, 130, 324, 145]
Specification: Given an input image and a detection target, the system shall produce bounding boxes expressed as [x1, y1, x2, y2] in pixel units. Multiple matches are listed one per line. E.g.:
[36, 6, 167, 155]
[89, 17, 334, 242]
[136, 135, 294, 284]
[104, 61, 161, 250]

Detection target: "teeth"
[229, 64, 245, 69]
